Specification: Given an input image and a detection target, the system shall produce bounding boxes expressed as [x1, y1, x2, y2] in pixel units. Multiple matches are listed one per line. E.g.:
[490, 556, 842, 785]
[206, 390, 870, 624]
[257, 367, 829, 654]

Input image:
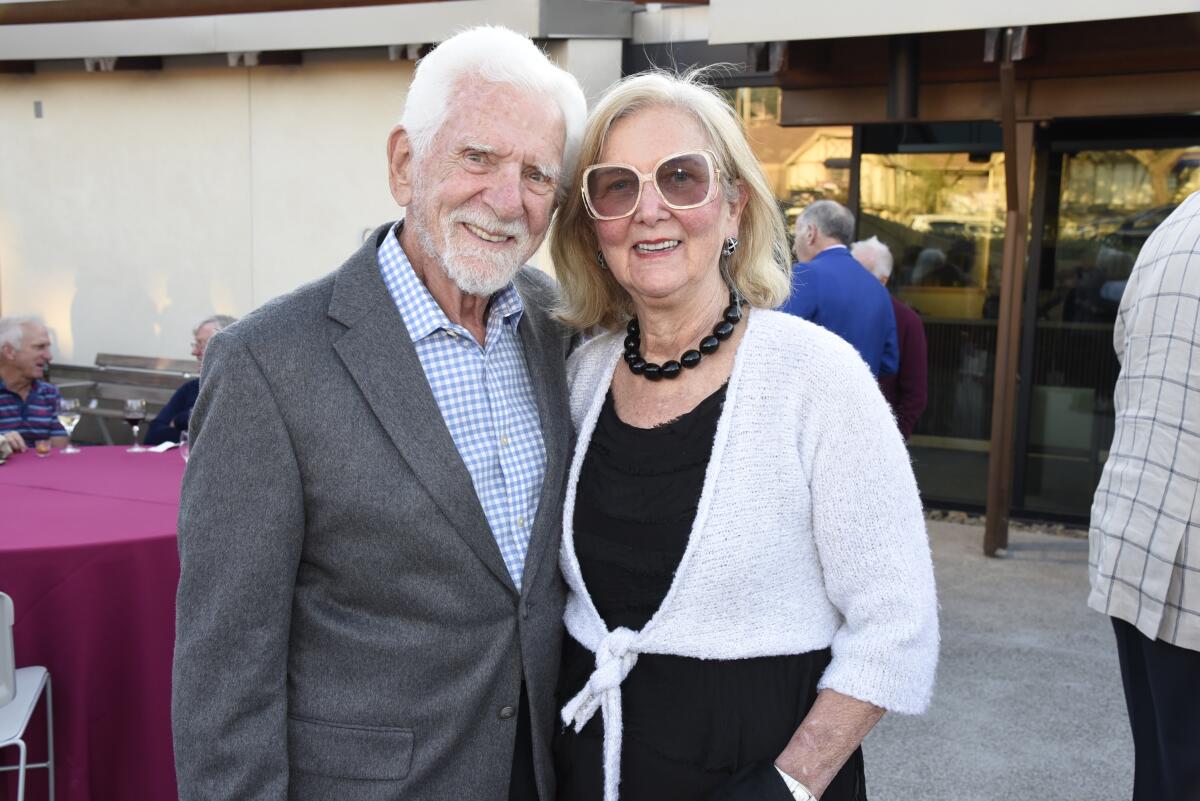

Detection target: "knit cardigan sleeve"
[799, 328, 939, 714]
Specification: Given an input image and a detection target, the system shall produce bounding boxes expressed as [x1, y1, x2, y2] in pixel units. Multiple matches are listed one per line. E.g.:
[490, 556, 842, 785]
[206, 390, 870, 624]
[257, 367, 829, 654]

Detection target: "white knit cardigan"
[559, 308, 939, 801]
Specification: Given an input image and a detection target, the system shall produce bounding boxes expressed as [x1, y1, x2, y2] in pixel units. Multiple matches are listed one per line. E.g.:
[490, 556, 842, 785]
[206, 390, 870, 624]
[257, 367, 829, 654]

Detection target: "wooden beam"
[256, 50, 303, 66]
[886, 34, 919, 120]
[114, 55, 163, 70]
[779, 86, 888, 126]
[778, 15, 1200, 92]
[984, 29, 1035, 557]
[847, 125, 863, 221]
[0, 0, 440, 26]
[779, 68, 1200, 126]
[1025, 71, 1200, 118]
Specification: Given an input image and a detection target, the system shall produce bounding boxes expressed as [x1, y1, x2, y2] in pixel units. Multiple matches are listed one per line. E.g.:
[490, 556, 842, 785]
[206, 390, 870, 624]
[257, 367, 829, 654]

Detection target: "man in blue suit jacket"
[780, 200, 899, 377]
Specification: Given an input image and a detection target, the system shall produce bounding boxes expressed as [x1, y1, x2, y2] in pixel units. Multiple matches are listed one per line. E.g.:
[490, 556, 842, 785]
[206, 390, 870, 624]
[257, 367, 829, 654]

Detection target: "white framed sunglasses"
[582, 149, 722, 221]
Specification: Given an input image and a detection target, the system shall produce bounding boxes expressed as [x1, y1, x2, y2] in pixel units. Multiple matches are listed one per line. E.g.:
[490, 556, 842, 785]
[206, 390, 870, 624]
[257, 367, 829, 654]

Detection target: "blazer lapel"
[327, 227, 517, 596]
[511, 272, 571, 597]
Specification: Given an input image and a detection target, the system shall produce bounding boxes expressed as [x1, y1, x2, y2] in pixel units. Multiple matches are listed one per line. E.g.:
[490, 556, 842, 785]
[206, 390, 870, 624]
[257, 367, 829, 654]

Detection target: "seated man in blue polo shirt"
[780, 200, 899, 378]
[0, 315, 67, 452]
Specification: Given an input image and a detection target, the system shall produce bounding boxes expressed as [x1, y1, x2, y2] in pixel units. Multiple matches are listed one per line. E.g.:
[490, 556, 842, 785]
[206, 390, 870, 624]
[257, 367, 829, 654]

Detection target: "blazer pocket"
[288, 715, 414, 781]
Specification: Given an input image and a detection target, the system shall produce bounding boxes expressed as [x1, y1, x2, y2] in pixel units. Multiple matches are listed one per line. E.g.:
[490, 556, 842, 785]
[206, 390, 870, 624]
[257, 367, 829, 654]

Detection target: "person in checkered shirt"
[1089, 189, 1200, 801]
[172, 27, 588, 801]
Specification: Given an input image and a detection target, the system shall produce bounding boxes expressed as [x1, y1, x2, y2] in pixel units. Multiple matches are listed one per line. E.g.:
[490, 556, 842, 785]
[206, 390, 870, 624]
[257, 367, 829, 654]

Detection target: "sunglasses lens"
[587, 166, 641, 218]
[655, 153, 712, 208]
[584, 152, 715, 218]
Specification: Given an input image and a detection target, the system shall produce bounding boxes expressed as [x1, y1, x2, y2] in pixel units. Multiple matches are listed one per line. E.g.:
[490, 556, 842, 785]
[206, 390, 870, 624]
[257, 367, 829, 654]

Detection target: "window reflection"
[852, 152, 1009, 503]
[859, 153, 1006, 320]
[1020, 145, 1200, 516]
[736, 88, 851, 241]
[1044, 148, 1200, 324]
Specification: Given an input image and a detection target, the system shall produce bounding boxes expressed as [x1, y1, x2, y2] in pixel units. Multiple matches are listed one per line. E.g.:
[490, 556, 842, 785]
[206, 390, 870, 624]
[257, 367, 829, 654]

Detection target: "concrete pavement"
[863, 521, 1133, 801]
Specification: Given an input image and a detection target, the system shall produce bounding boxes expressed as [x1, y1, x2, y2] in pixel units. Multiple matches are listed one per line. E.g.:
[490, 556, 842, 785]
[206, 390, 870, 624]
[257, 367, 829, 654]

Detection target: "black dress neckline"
[605, 380, 730, 433]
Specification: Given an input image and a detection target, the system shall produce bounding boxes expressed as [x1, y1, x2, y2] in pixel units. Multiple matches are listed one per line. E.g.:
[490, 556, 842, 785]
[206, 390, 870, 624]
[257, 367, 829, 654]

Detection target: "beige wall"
[0, 57, 411, 363]
[246, 59, 411, 304]
[1, 36, 622, 364]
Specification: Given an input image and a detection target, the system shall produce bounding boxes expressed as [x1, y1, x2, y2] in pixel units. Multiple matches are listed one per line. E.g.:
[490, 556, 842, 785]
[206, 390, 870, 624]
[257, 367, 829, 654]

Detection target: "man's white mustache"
[450, 209, 528, 239]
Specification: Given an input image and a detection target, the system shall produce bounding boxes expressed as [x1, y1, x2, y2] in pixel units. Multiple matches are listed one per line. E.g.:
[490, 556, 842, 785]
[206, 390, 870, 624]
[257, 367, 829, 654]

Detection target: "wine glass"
[179, 431, 190, 464]
[124, 399, 147, 453]
[58, 397, 82, 454]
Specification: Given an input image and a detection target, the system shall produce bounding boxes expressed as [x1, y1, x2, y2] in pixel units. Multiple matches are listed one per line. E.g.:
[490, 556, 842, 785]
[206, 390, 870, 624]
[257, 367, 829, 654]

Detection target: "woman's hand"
[774, 689, 885, 798]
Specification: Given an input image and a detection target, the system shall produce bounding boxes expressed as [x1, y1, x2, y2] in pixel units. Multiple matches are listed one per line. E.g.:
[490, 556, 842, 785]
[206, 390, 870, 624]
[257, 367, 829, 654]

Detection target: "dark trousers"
[509, 683, 541, 801]
[1112, 617, 1200, 801]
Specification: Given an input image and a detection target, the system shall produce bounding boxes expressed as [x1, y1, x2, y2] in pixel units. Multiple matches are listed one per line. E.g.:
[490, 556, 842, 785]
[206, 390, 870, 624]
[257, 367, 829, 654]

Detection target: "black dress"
[554, 387, 867, 801]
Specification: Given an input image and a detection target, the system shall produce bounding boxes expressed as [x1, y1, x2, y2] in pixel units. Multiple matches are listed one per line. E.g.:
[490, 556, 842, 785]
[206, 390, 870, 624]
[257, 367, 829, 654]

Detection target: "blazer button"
[498, 705, 516, 720]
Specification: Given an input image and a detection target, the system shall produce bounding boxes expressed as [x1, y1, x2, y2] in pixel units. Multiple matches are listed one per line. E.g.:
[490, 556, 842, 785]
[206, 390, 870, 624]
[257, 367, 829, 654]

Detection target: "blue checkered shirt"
[378, 224, 545, 589]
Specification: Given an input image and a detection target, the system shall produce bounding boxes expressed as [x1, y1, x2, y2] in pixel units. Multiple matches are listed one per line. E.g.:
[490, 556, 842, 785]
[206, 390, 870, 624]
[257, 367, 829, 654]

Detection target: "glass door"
[858, 124, 1007, 507]
[1017, 143, 1200, 516]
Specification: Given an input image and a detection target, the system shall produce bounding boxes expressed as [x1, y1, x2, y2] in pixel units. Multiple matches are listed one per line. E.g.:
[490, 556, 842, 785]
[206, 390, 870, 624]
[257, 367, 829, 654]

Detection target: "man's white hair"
[797, 200, 856, 246]
[0, 315, 45, 351]
[852, 236, 894, 281]
[399, 26, 587, 200]
[194, 314, 238, 335]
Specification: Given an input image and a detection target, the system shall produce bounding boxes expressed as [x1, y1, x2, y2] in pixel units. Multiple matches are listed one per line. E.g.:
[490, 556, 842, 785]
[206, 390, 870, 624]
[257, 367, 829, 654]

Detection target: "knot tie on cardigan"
[560, 626, 639, 732]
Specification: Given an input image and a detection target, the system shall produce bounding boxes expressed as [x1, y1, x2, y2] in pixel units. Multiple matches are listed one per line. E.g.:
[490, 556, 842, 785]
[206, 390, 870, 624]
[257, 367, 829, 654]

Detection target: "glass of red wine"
[124, 398, 147, 453]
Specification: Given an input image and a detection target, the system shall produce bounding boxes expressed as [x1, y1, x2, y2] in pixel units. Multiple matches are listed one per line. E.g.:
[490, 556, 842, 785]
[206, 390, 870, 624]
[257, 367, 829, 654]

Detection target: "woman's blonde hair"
[551, 68, 792, 330]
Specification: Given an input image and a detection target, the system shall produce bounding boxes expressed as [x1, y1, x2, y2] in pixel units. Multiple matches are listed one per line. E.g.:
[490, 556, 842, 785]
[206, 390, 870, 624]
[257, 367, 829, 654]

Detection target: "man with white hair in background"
[852, 236, 928, 440]
[782, 200, 899, 378]
[145, 313, 237, 446]
[173, 27, 586, 801]
[0, 315, 67, 453]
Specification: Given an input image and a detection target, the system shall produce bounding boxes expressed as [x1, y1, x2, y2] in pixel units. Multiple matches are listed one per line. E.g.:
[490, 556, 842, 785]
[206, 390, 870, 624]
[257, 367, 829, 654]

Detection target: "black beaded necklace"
[622, 290, 745, 381]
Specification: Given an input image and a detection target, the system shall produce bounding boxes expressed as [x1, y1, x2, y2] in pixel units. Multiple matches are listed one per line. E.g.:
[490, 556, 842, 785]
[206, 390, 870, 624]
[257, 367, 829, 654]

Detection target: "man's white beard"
[415, 203, 534, 297]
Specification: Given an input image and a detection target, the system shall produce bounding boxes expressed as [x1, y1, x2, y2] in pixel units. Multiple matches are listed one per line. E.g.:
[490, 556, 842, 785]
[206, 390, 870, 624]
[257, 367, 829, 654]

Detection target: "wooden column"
[847, 125, 863, 227]
[984, 28, 1034, 556]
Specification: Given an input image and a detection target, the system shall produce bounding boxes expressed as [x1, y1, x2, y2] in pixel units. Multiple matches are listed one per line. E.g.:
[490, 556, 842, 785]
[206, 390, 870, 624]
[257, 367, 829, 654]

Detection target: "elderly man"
[852, 236, 928, 440]
[0, 316, 67, 452]
[1089, 190, 1200, 801]
[172, 27, 585, 801]
[145, 314, 236, 445]
[781, 200, 899, 377]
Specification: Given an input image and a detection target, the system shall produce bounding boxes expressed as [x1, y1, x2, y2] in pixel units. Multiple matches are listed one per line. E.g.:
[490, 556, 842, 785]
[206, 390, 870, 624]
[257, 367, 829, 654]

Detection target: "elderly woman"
[549, 71, 938, 801]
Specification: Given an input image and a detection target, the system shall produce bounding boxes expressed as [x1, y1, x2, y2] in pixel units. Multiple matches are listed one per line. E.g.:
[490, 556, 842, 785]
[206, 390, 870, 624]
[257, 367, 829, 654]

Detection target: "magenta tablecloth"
[0, 445, 185, 801]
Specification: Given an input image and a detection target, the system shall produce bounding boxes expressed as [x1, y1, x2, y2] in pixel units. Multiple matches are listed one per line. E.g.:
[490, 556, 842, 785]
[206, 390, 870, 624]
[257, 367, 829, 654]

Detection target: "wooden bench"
[51, 354, 199, 446]
[95, 353, 200, 377]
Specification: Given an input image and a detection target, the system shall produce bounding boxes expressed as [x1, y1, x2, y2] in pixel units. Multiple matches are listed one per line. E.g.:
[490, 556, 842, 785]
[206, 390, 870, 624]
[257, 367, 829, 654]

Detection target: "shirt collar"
[377, 222, 525, 344]
[0, 377, 41, 395]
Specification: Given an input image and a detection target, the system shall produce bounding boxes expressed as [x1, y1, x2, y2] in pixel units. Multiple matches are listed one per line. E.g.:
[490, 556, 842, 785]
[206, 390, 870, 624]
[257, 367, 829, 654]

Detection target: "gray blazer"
[172, 223, 573, 801]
